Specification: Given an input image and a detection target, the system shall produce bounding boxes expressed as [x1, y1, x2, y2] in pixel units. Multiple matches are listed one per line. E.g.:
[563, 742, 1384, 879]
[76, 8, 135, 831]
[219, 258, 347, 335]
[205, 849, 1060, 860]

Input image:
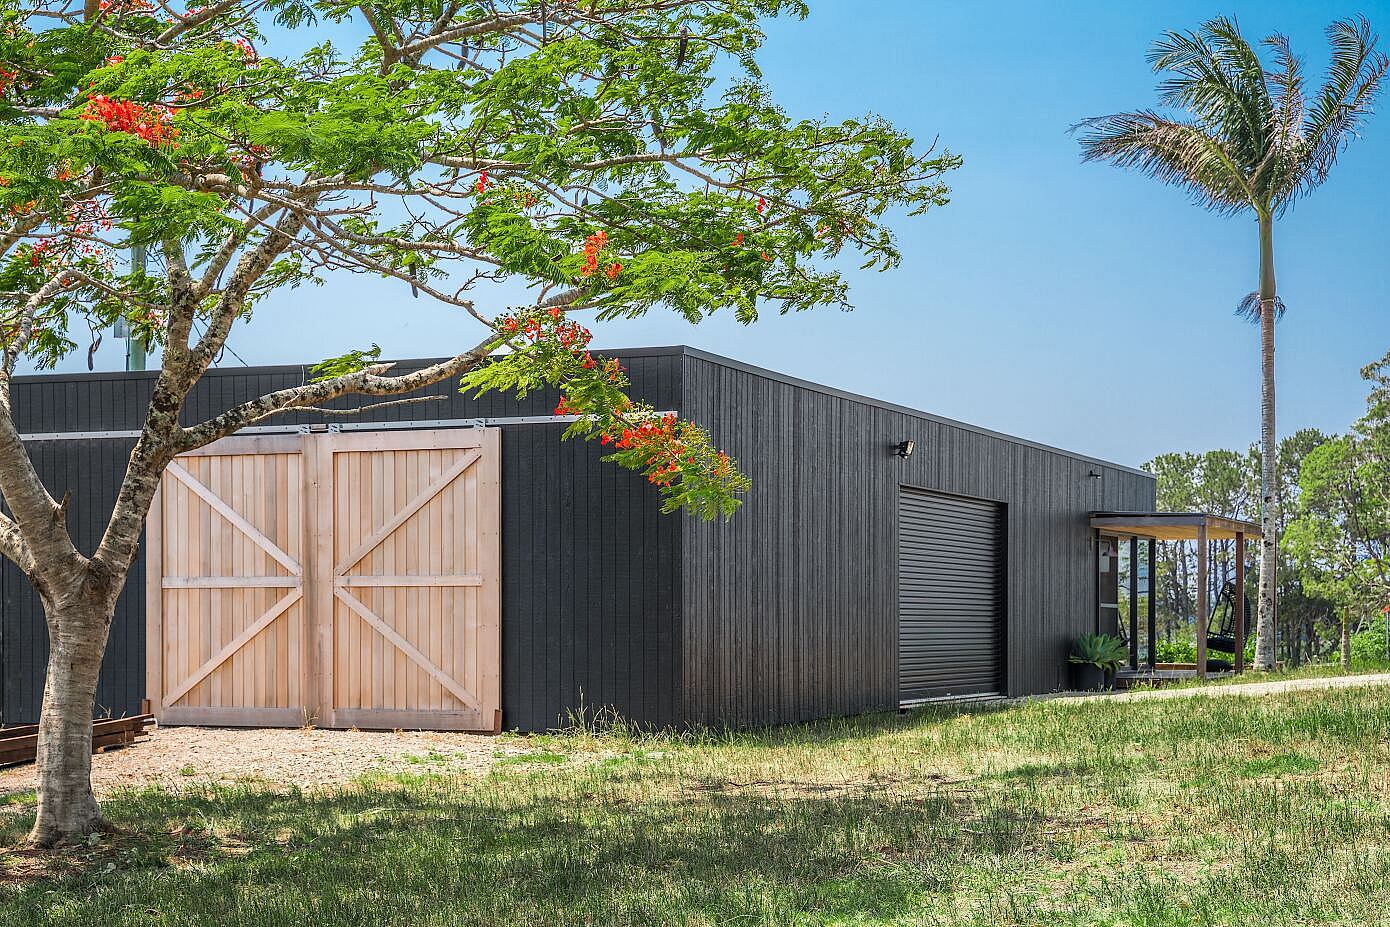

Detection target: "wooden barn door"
[319, 430, 501, 732]
[147, 435, 310, 727]
[147, 428, 501, 731]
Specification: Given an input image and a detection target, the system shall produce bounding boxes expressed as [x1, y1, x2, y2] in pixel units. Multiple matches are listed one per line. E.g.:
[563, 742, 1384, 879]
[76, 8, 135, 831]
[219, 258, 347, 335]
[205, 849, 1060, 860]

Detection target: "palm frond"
[1149, 17, 1270, 172]
[1236, 290, 1286, 322]
[1204, 16, 1277, 147]
[1299, 15, 1389, 200]
[1252, 32, 1311, 209]
[1073, 111, 1249, 214]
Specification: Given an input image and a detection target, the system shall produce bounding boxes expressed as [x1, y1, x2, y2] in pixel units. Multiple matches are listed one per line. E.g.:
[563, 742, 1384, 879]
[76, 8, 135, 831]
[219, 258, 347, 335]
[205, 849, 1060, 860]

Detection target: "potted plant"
[1069, 633, 1128, 691]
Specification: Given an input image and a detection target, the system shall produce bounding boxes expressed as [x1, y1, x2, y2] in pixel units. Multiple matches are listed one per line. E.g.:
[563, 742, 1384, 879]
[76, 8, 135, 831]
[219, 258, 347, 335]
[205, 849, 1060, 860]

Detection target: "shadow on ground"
[0, 752, 1048, 926]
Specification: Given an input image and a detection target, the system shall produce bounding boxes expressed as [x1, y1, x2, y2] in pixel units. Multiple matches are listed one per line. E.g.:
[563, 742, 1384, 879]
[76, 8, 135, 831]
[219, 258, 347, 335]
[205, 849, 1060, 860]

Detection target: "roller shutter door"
[898, 488, 1004, 702]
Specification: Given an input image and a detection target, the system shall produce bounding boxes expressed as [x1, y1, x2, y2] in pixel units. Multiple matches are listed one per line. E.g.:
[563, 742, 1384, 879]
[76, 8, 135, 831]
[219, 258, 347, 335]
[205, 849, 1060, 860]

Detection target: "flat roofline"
[1090, 511, 1262, 541]
[12, 344, 1151, 479]
[674, 346, 1151, 479]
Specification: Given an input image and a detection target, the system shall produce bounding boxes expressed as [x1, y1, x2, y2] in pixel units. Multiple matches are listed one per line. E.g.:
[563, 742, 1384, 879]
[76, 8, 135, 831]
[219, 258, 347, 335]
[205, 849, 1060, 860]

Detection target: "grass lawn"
[4, 684, 1390, 926]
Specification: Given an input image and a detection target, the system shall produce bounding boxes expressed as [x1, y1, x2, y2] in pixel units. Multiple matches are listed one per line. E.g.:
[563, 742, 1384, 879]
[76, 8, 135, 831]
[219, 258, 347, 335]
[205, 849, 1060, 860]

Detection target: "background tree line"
[1144, 350, 1390, 668]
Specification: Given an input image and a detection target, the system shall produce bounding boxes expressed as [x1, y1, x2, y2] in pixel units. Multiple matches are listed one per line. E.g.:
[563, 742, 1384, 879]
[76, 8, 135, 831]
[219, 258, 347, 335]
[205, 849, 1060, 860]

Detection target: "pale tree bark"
[29, 581, 123, 843]
[1254, 212, 1279, 671]
[1340, 609, 1351, 670]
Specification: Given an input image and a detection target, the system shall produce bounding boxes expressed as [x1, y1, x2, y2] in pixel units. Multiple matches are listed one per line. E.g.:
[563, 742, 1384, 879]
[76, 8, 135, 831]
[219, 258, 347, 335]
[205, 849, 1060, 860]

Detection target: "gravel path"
[1067, 671, 1390, 703]
[0, 725, 522, 797]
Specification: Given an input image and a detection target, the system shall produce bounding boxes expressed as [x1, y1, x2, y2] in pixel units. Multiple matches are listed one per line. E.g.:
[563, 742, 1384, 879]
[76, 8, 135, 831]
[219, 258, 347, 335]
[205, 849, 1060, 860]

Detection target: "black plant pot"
[1070, 663, 1106, 692]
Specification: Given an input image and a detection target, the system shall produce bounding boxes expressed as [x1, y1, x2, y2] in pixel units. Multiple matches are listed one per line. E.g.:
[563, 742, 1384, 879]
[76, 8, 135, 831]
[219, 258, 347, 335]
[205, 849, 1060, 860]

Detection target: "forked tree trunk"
[29, 585, 120, 846]
[1253, 212, 1279, 671]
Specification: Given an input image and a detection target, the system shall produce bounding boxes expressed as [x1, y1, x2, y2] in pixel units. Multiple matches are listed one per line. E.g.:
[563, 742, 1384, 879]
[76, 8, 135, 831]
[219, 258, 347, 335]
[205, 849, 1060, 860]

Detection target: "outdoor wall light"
[1088, 469, 1102, 479]
[894, 440, 915, 459]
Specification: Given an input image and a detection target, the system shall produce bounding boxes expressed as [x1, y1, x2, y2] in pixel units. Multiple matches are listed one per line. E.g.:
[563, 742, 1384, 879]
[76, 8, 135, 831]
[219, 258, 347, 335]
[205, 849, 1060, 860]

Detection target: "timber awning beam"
[1088, 512, 1262, 542]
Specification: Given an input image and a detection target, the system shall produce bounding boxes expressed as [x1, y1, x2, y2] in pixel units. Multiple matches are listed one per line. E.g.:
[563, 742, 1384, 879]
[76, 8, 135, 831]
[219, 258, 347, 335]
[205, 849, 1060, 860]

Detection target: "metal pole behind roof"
[1196, 525, 1208, 679]
[127, 244, 147, 371]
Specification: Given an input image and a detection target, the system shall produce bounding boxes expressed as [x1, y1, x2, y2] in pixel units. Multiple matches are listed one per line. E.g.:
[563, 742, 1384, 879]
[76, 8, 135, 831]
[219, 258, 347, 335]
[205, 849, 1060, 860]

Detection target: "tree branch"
[397, 11, 538, 59]
[0, 509, 34, 573]
[177, 333, 504, 448]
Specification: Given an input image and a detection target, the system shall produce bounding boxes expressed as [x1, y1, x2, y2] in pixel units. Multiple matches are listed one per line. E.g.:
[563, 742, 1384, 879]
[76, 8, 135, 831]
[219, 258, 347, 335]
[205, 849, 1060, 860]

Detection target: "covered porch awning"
[1090, 512, 1260, 680]
[1089, 512, 1261, 542]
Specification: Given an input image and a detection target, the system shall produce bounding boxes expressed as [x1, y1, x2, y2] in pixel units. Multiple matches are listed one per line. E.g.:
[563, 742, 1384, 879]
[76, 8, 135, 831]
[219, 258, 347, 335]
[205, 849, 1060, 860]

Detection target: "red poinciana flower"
[80, 95, 178, 148]
[579, 231, 608, 278]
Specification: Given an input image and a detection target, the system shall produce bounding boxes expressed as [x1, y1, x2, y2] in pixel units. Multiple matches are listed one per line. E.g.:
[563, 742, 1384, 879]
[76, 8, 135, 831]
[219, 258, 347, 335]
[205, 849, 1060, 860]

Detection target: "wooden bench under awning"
[1089, 512, 1262, 679]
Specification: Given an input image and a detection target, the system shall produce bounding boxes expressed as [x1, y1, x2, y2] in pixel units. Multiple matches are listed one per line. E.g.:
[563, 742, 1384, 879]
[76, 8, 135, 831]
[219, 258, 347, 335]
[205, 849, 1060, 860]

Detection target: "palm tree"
[1076, 16, 1387, 670]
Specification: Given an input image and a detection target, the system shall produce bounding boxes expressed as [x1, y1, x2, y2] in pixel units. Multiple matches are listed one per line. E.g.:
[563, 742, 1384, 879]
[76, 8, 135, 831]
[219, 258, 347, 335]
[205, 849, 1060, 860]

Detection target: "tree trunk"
[1340, 610, 1351, 671]
[28, 591, 118, 847]
[1253, 212, 1279, 671]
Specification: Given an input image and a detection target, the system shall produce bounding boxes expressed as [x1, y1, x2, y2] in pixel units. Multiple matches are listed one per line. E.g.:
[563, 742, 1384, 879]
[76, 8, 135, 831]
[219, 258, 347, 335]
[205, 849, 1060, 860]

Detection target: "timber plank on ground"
[0, 714, 155, 768]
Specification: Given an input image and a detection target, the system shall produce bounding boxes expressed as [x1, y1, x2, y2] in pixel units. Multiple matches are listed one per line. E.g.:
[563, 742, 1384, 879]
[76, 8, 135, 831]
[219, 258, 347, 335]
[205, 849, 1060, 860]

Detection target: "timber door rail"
[147, 429, 501, 732]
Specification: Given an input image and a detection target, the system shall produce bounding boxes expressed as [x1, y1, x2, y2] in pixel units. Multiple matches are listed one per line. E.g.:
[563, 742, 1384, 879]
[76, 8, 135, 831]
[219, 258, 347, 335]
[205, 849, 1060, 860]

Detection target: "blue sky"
[65, 2, 1390, 467]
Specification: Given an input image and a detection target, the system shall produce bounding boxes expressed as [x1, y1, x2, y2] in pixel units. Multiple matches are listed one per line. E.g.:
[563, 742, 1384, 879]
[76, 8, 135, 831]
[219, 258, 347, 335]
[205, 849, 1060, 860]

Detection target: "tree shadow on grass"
[0, 766, 1058, 926]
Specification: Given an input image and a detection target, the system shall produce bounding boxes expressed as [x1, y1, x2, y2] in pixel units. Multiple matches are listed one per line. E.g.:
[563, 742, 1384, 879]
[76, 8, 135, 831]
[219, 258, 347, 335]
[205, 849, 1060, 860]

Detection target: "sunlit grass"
[1118, 660, 1390, 695]
[3, 684, 1390, 925]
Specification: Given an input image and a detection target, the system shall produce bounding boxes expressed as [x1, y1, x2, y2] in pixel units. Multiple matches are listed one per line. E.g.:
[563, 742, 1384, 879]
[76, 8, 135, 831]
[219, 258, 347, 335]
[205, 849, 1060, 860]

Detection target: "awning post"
[1147, 539, 1157, 670]
[1128, 536, 1139, 671]
[1196, 525, 1208, 680]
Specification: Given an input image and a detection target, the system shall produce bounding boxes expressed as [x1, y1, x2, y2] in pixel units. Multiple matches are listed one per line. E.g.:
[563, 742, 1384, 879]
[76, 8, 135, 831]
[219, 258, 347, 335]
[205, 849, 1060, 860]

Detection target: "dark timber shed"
[0, 346, 1155, 731]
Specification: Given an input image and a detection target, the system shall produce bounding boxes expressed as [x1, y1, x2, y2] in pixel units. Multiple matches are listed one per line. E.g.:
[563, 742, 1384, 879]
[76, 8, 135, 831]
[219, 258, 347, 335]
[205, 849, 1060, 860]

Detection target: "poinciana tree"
[0, 0, 957, 844]
[1076, 16, 1387, 670]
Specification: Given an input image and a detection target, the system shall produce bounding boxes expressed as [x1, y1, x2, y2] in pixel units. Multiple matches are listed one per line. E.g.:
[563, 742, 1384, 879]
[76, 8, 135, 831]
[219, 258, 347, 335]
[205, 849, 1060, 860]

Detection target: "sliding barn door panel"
[324, 430, 500, 732]
[147, 436, 308, 727]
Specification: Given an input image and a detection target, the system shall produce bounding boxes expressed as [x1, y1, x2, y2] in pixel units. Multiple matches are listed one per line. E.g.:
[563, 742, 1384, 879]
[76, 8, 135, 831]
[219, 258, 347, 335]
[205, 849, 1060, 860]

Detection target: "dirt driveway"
[0, 725, 523, 798]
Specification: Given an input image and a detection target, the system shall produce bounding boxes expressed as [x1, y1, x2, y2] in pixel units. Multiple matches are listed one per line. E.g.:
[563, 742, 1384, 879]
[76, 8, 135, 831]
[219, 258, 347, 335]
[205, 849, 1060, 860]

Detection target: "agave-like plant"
[1076, 16, 1388, 670]
[1069, 633, 1129, 672]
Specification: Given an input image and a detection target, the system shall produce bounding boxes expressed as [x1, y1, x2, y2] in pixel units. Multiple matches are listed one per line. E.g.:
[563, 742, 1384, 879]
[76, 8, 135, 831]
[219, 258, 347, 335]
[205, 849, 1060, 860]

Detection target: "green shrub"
[1153, 639, 1196, 663]
[1350, 614, 1390, 665]
[1152, 634, 1256, 664]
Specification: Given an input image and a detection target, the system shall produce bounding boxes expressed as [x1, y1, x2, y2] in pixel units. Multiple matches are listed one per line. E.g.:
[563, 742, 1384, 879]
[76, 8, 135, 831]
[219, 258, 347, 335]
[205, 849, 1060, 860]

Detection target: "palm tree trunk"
[1340, 608, 1351, 671]
[1254, 212, 1278, 670]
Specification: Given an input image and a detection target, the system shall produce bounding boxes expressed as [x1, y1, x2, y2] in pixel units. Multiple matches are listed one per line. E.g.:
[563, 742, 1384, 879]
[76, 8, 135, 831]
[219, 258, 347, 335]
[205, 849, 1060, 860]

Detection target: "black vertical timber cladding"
[679, 350, 1154, 726]
[3, 345, 1154, 731]
[2, 350, 683, 730]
